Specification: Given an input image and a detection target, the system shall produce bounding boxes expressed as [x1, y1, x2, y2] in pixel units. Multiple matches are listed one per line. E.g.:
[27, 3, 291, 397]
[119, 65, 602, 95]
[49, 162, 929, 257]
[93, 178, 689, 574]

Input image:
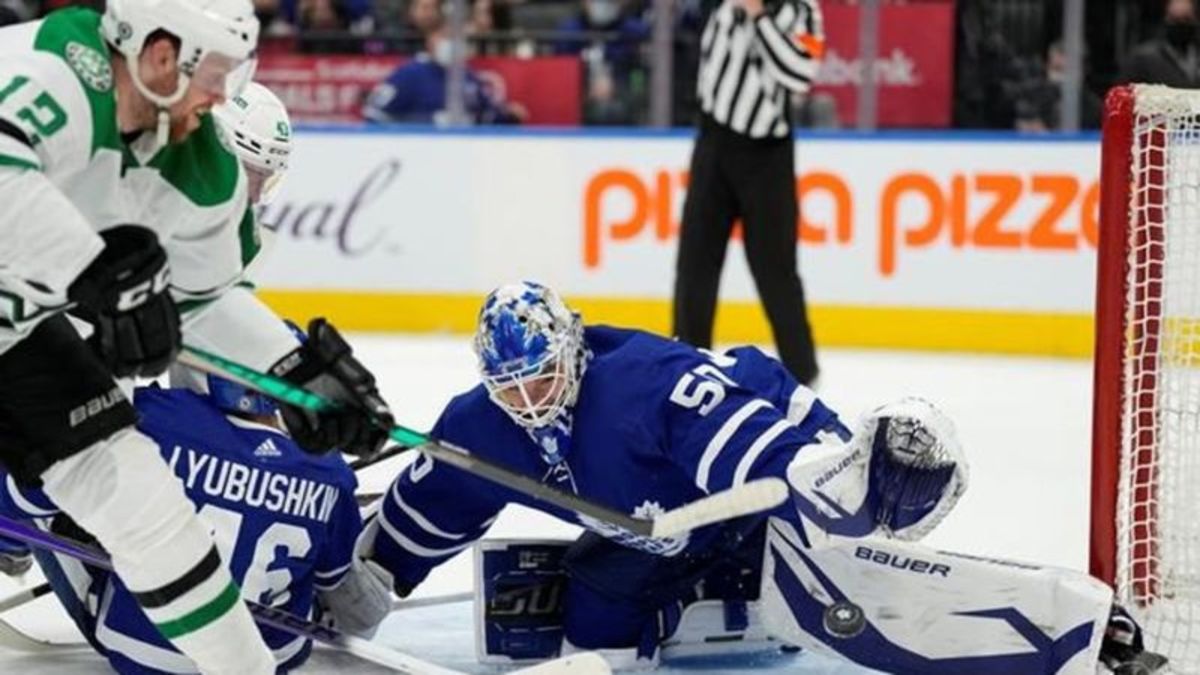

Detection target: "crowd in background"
[2, 0, 1198, 129]
[958, 0, 1199, 131]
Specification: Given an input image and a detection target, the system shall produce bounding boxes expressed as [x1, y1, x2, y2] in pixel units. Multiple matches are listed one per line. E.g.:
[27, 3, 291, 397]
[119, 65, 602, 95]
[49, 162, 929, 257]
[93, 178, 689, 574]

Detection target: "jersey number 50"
[669, 362, 736, 416]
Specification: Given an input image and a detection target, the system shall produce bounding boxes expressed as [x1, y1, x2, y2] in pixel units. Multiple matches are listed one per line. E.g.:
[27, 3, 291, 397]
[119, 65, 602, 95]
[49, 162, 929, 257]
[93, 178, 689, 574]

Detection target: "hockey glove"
[315, 518, 398, 638]
[270, 318, 393, 457]
[863, 398, 968, 540]
[68, 225, 181, 378]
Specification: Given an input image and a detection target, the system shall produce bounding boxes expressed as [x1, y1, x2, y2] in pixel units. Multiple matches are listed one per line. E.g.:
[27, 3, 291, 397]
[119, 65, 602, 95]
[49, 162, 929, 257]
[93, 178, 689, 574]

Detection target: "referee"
[672, 0, 824, 385]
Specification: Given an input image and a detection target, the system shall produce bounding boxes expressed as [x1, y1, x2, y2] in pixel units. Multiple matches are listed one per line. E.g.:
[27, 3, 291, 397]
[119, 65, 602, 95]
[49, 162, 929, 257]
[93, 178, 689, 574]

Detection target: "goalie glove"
[786, 397, 968, 544]
[862, 398, 968, 540]
[270, 318, 393, 458]
[68, 225, 181, 378]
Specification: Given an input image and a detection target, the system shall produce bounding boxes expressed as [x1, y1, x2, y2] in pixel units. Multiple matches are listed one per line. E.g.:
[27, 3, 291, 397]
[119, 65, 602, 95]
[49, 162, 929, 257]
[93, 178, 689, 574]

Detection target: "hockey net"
[1093, 84, 1200, 671]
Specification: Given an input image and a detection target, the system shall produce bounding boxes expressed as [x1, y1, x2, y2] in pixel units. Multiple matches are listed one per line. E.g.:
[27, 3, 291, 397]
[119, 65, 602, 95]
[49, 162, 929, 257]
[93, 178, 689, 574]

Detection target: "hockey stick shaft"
[180, 346, 789, 537]
[0, 515, 461, 674]
[0, 581, 50, 614]
[391, 591, 473, 611]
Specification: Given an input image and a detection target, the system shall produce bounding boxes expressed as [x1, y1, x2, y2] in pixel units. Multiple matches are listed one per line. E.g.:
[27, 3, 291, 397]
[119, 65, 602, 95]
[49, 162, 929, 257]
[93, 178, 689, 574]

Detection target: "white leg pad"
[759, 519, 1112, 675]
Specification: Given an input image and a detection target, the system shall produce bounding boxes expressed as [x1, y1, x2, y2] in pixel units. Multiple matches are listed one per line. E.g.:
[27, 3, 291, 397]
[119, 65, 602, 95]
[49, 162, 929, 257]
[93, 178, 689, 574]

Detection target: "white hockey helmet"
[213, 81, 292, 204]
[102, 0, 259, 109]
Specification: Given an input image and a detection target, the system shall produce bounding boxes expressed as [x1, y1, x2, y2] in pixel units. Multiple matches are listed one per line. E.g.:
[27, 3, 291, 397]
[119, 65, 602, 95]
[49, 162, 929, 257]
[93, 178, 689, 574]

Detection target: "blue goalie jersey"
[0, 386, 362, 674]
[373, 325, 848, 593]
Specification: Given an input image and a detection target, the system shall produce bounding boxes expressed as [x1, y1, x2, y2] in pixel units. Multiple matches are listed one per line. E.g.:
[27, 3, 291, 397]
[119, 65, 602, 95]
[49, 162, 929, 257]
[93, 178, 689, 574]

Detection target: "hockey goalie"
[352, 281, 1163, 675]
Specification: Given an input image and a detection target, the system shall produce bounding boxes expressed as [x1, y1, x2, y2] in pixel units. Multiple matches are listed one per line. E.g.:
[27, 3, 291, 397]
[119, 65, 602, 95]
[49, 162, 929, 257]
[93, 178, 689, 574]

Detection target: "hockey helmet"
[474, 282, 586, 429]
[102, 0, 259, 109]
[213, 82, 292, 204]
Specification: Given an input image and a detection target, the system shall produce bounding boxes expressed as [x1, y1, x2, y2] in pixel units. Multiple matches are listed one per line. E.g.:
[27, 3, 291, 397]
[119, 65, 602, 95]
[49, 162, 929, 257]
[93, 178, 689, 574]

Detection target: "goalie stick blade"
[510, 652, 612, 675]
[649, 478, 790, 539]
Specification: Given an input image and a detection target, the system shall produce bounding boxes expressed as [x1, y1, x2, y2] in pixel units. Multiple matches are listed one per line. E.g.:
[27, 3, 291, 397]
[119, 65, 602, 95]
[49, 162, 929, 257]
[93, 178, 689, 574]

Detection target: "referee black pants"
[672, 115, 818, 385]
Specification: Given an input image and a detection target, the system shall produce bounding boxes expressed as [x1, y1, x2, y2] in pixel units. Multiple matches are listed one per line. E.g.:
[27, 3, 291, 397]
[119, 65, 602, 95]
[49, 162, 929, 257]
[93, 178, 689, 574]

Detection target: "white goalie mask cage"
[473, 282, 586, 430]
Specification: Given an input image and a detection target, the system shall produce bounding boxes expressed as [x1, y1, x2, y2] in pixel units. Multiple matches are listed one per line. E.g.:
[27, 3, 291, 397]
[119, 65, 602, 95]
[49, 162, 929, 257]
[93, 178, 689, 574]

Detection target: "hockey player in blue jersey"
[356, 280, 1163, 674]
[0, 365, 396, 673]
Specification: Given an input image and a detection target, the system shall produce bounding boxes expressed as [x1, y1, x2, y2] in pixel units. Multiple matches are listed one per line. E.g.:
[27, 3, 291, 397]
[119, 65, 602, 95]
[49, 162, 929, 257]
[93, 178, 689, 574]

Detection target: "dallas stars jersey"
[0, 8, 260, 354]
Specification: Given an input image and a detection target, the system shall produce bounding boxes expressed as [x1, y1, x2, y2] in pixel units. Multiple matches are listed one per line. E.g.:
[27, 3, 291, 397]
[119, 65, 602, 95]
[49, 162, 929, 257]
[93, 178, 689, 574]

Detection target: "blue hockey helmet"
[204, 373, 277, 417]
[473, 282, 586, 429]
[173, 321, 306, 417]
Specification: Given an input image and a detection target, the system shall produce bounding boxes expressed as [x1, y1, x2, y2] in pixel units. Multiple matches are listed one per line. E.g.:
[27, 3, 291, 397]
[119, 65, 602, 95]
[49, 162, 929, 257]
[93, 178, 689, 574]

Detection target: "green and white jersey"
[0, 8, 261, 354]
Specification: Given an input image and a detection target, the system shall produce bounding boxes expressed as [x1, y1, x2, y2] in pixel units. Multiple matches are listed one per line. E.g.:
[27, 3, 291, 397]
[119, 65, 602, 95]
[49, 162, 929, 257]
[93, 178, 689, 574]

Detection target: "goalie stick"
[0, 515, 610, 674]
[178, 346, 789, 538]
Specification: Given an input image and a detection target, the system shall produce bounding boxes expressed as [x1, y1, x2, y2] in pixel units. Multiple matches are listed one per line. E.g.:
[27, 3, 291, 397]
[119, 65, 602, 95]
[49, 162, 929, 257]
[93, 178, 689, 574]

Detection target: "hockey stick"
[0, 516, 609, 675]
[392, 591, 473, 611]
[178, 346, 789, 538]
[0, 581, 50, 613]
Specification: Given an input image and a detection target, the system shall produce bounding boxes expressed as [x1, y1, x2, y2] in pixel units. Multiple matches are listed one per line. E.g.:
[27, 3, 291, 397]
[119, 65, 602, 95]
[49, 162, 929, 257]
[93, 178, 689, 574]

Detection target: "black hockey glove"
[270, 318, 394, 458]
[68, 225, 181, 378]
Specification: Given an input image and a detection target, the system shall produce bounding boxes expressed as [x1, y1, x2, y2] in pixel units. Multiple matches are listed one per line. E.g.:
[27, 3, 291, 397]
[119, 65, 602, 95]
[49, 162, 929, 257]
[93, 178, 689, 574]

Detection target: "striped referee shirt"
[697, 0, 825, 138]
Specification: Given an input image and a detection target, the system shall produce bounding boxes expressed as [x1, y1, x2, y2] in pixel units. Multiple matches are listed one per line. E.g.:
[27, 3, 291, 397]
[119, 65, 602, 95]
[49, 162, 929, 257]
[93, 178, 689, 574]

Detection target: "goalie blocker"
[474, 539, 776, 668]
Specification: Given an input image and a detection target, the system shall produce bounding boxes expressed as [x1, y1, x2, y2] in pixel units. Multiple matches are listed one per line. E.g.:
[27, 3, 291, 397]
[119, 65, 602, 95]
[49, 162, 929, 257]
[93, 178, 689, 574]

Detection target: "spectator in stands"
[258, 0, 374, 33]
[1014, 40, 1102, 132]
[1121, 0, 1200, 88]
[953, 0, 1024, 128]
[362, 12, 526, 124]
[468, 0, 511, 55]
[252, 0, 294, 35]
[555, 0, 649, 125]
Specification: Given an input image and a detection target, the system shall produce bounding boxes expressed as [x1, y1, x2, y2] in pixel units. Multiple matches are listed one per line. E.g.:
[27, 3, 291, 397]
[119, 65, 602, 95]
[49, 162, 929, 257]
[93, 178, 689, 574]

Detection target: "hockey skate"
[1099, 605, 1168, 674]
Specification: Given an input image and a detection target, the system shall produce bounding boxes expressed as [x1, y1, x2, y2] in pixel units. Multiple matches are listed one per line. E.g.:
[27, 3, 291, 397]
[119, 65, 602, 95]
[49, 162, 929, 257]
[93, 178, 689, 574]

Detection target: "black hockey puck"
[823, 601, 866, 639]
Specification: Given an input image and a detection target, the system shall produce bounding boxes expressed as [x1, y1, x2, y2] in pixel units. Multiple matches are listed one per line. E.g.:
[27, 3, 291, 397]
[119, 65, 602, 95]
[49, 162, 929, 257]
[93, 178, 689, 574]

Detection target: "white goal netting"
[1116, 84, 1200, 671]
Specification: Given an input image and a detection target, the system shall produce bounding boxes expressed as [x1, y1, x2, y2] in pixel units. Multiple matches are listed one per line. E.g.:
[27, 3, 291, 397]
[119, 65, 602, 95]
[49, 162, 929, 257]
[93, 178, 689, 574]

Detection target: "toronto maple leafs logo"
[578, 500, 690, 557]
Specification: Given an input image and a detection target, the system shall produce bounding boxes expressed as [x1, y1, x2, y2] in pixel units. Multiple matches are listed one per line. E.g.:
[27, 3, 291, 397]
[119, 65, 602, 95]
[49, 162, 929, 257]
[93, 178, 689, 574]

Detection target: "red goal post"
[1092, 83, 1200, 669]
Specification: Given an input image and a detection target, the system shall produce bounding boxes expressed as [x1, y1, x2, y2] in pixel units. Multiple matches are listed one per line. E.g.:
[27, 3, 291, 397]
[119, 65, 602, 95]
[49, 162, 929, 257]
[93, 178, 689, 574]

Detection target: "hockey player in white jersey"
[0, 2, 392, 673]
[358, 281, 1162, 674]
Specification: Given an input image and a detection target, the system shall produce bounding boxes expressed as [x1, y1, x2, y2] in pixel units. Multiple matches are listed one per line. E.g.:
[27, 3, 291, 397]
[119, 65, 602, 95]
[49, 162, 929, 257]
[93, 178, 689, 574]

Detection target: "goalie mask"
[474, 282, 587, 440]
